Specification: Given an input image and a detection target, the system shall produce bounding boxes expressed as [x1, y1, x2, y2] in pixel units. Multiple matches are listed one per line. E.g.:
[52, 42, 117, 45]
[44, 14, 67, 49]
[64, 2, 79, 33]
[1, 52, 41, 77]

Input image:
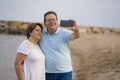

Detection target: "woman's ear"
[29, 31, 32, 36]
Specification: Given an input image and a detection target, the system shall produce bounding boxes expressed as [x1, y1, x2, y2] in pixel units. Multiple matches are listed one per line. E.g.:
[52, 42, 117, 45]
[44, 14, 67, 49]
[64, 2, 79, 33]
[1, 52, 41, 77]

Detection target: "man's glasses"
[46, 19, 57, 22]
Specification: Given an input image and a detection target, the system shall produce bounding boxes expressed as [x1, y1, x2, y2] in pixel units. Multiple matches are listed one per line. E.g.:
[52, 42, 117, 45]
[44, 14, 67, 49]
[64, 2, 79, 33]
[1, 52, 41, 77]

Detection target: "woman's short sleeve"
[17, 40, 29, 55]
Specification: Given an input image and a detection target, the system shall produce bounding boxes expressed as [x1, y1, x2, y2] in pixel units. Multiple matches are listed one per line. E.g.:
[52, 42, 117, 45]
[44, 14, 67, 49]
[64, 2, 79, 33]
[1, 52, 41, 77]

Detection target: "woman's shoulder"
[19, 40, 29, 47]
[20, 40, 28, 44]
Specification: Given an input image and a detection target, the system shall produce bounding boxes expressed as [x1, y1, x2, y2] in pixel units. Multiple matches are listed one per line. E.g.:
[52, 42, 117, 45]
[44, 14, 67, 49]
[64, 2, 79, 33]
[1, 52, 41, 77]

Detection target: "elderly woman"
[14, 23, 45, 80]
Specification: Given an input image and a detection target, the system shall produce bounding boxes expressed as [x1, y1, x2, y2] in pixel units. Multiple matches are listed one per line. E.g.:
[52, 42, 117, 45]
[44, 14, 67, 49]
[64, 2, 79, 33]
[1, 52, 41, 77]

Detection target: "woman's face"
[30, 25, 42, 40]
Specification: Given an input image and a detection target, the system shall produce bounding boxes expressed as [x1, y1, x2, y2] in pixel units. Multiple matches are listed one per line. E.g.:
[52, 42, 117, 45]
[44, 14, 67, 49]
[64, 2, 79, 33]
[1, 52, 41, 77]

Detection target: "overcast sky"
[0, 0, 120, 27]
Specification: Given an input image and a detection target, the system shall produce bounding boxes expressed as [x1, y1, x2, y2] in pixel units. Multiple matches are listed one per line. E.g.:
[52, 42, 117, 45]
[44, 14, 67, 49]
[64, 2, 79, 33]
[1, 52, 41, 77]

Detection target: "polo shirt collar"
[45, 28, 60, 35]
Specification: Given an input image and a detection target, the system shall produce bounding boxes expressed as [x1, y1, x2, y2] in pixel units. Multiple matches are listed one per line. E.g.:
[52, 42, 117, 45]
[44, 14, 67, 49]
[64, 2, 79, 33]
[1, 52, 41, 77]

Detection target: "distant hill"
[0, 20, 120, 35]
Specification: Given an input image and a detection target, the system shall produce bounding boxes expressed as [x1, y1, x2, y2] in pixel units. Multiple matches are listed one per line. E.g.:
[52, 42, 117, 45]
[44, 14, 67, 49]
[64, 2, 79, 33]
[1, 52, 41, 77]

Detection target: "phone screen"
[60, 20, 73, 27]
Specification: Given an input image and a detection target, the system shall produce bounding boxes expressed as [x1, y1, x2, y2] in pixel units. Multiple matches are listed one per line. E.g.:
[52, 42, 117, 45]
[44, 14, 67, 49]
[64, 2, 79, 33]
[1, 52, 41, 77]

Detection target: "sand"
[71, 33, 120, 80]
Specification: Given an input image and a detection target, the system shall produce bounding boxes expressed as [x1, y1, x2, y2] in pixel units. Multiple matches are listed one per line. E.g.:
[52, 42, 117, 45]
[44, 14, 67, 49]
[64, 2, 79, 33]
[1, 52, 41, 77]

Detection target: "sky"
[0, 0, 120, 27]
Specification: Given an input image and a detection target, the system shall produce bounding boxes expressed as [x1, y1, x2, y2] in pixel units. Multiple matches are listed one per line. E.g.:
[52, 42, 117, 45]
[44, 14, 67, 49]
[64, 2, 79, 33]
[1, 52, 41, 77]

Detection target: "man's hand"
[67, 19, 79, 32]
[68, 19, 80, 41]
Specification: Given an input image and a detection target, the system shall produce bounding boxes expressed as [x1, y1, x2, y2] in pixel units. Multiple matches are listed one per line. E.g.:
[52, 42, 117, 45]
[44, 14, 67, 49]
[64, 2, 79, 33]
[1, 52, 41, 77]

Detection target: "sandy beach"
[0, 33, 120, 80]
[71, 33, 120, 80]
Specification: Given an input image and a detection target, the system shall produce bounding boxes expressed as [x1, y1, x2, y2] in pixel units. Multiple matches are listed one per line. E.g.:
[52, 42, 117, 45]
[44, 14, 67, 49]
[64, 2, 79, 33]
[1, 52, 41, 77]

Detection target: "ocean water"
[0, 34, 26, 80]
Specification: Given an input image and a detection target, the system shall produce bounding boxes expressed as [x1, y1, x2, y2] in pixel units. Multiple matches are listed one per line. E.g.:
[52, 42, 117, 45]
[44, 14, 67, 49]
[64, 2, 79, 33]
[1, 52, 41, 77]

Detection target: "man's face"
[44, 14, 58, 30]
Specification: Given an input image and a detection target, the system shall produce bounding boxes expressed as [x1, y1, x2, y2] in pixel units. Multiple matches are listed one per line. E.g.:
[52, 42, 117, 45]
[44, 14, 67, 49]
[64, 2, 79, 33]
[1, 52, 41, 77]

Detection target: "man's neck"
[47, 28, 58, 35]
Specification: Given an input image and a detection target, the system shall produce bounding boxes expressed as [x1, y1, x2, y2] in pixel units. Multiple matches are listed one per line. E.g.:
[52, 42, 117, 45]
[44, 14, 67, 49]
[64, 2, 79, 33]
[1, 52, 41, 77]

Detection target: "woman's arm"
[14, 53, 27, 80]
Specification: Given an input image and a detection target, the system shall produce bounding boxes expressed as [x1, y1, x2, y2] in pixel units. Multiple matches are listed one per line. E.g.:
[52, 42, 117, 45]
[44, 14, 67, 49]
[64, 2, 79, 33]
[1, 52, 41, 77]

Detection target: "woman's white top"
[17, 40, 45, 80]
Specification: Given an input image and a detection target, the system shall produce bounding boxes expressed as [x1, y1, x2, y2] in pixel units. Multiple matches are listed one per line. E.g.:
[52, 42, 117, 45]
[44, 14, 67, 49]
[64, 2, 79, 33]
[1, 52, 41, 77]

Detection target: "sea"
[0, 34, 26, 80]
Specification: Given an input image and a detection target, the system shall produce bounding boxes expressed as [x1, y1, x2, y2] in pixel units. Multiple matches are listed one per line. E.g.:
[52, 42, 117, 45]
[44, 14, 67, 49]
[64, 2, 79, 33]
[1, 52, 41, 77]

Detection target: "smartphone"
[60, 20, 74, 27]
